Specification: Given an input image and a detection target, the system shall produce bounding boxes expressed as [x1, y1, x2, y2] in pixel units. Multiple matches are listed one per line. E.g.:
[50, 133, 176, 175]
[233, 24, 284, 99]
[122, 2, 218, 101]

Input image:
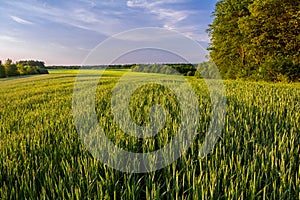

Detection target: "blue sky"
[0, 0, 217, 65]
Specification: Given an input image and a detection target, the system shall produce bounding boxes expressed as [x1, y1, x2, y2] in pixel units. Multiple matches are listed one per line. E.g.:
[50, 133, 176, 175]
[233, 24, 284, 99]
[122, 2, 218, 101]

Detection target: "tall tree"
[239, 0, 300, 81]
[4, 59, 19, 77]
[208, 0, 254, 79]
[209, 0, 300, 81]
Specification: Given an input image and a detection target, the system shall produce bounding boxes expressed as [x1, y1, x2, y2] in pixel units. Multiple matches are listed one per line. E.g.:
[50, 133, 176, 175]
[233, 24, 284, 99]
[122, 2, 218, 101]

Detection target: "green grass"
[0, 69, 299, 199]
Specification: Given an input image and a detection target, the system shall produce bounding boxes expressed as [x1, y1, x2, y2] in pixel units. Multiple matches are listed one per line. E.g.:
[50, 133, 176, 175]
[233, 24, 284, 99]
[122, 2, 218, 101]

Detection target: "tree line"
[131, 63, 225, 79]
[132, 64, 197, 76]
[208, 0, 299, 82]
[47, 64, 135, 70]
[0, 59, 49, 78]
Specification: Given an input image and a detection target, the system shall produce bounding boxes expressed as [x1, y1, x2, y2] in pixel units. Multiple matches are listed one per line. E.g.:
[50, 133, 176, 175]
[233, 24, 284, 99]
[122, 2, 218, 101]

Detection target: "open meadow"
[0, 69, 299, 199]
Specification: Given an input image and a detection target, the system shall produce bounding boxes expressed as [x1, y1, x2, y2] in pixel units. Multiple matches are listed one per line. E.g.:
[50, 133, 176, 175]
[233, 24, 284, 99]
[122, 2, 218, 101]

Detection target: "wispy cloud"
[49, 42, 69, 50]
[0, 0, 214, 64]
[0, 35, 23, 43]
[5, 0, 207, 41]
[4, 1, 127, 36]
[126, 0, 192, 24]
[150, 8, 193, 25]
[73, 9, 99, 23]
[127, 0, 186, 8]
[11, 16, 34, 25]
[78, 0, 97, 8]
[126, 0, 208, 42]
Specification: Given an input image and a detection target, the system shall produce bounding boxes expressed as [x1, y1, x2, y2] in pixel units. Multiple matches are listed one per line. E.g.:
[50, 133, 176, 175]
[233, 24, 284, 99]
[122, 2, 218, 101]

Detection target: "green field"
[0, 70, 299, 199]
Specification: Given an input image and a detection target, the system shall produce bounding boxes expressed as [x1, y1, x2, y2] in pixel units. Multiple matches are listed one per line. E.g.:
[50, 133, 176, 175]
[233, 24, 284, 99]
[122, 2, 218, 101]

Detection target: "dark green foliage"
[37, 67, 49, 74]
[132, 64, 179, 75]
[25, 66, 38, 75]
[47, 65, 81, 69]
[17, 60, 49, 75]
[171, 64, 196, 75]
[0, 59, 49, 78]
[17, 60, 45, 68]
[108, 64, 135, 69]
[257, 56, 300, 82]
[208, 0, 253, 79]
[132, 63, 196, 76]
[208, 0, 300, 82]
[4, 59, 19, 77]
[0, 62, 6, 78]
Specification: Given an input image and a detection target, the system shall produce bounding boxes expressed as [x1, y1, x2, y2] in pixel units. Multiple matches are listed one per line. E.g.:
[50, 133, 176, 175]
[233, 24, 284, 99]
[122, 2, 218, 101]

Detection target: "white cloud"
[126, 0, 186, 8]
[162, 25, 210, 42]
[11, 16, 34, 25]
[126, 0, 146, 7]
[184, 32, 210, 42]
[149, 8, 192, 25]
[5, 1, 127, 37]
[73, 9, 99, 23]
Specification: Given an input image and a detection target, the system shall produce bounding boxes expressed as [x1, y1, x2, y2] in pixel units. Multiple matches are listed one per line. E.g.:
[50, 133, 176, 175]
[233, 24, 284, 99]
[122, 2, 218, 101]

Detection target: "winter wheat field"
[0, 69, 299, 199]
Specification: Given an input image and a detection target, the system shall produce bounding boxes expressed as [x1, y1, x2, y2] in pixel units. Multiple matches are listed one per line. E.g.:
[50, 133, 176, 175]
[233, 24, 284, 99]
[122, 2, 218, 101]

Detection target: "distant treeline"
[47, 65, 81, 69]
[46, 64, 135, 69]
[132, 63, 205, 77]
[0, 59, 49, 78]
[131, 63, 223, 79]
[47, 63, 213, 77]
[208, 0, 300, 82]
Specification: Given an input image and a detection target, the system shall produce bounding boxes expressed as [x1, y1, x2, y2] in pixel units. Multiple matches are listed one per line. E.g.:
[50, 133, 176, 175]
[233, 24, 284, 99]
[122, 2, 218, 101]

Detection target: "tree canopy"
[0, 59, 49, 78]
[208, 0, 300, 81]
[4, 59, 19, 77]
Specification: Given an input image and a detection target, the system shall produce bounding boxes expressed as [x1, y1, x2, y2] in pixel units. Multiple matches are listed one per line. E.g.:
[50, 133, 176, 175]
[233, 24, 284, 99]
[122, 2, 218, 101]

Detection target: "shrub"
[260, 56, 300, 82]
[24, 66, 37, 75]
[194, 70, 201, 79]
[186, 71, 195, 76]
[37, 68, 49, 74]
